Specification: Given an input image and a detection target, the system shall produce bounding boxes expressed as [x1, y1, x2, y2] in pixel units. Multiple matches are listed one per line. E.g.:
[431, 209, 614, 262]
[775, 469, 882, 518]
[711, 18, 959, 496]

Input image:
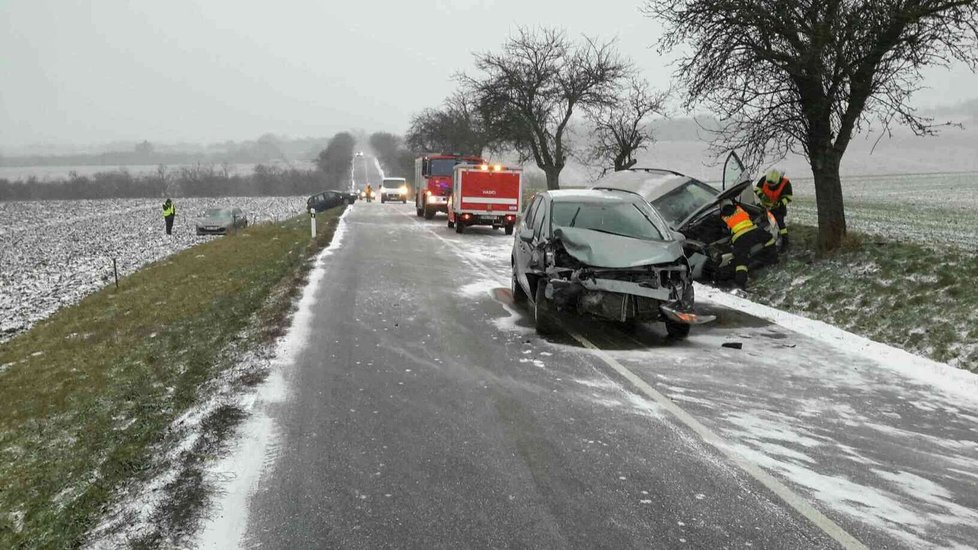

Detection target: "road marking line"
[398, 206, 868, 549]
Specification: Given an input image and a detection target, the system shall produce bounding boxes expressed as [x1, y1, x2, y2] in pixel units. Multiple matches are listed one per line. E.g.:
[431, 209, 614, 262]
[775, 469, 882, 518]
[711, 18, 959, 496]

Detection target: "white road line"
[401, 208, 868, 550]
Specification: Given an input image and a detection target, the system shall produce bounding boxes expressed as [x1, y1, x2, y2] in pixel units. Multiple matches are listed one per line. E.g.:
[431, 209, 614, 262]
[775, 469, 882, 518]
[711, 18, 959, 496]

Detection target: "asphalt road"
[205, 157, 978, 549]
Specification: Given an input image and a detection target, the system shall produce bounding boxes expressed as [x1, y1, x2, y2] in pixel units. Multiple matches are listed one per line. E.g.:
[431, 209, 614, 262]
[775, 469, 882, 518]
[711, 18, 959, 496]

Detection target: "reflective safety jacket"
[754, 176, 793, 208]
[162, 202, 175, 217]
[722, 205, 756, 242]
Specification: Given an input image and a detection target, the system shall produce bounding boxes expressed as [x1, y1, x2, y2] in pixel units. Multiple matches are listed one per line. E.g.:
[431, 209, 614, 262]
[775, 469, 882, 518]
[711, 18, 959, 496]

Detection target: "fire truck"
[414, 153, 485, 219]
[447, 163, 522, 234]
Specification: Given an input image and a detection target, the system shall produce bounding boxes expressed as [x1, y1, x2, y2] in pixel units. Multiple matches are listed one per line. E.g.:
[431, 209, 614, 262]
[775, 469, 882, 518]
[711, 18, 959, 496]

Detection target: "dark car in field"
[307, 190, 350, 212]
[511, 189, 712, 338]
[195, 207, 247, 235]
[592, 152, 781, 282]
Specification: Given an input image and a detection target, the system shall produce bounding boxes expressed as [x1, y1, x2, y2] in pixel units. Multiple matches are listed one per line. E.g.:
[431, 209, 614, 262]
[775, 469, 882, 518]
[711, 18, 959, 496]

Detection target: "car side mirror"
[519, 227, 535, 242]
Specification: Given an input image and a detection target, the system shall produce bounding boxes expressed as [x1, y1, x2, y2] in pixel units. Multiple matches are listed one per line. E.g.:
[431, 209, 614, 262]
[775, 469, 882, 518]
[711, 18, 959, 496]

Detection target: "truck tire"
[448, 218, 455, 229]
[416, 203, 423, 217]
[381, 196, 386, 204]
[512, 272, 527, 305]
[534, 283, 557, 335]
[665, 320, 691, 339]
[504, 224, 514, 236]
[424, 206, 435, 220]
[455, 220, 465, 234]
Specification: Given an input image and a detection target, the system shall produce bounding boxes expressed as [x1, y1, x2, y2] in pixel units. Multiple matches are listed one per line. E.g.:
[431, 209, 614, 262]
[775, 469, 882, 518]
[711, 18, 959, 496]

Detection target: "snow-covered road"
[0, 197, 307, 340]
[195, 195, 978, 550]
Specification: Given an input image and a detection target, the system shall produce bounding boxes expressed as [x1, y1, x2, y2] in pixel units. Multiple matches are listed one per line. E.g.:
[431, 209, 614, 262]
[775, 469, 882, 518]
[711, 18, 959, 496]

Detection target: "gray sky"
[2, 0, 977, 149]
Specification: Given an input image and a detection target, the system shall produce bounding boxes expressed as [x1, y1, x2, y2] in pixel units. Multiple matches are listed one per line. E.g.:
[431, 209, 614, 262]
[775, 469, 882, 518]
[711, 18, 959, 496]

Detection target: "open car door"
[721, 151, 757, 204]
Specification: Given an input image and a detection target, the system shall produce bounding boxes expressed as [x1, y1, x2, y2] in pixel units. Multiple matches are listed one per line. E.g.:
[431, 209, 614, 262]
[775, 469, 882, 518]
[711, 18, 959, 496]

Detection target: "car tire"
[534, 283, 557, 335]
[381, 197, 386, 204]
[424, 207, 435, 220]
[665, 320, 691, 340]
[504, 224, 514, 236]
[512, 272, 528, 305]
[455, 220, 465, 234]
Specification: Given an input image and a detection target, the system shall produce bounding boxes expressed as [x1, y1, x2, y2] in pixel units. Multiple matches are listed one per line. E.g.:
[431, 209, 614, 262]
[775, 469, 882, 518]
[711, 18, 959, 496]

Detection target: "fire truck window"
[429, 159, 458, 176]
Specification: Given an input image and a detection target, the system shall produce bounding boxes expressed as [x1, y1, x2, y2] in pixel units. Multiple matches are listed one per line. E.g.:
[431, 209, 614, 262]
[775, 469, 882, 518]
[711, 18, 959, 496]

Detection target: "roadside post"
[309, 207, 317, 239]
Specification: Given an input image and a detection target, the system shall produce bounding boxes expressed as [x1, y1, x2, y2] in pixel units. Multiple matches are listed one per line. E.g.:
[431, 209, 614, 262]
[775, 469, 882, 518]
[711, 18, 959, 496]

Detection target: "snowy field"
[0, 197, 307, 340]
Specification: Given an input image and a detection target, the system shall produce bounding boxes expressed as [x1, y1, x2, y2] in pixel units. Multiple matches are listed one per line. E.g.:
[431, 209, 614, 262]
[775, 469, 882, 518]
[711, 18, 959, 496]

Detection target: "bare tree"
[586, 78, 668, 176]
[461, 27, 630, 189]
[406, 92, 495, 156]
[644, 0, 978, 251]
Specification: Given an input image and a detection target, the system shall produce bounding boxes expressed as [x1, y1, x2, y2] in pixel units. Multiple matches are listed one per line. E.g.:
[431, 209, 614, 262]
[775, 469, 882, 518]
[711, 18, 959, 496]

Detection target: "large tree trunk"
[810, 147, 846, 253]
[544, 167, 561, 190]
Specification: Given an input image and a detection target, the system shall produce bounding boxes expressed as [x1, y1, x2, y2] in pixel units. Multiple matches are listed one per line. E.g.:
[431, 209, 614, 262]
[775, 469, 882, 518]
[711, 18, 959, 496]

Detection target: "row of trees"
[407, 0, 978, 251]
[0, 165, 329, 201]
[407, 28, 667, 188]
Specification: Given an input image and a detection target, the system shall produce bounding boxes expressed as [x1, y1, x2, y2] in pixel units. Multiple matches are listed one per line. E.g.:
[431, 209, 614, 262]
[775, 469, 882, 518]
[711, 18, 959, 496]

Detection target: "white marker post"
[309, 207, 317, 239]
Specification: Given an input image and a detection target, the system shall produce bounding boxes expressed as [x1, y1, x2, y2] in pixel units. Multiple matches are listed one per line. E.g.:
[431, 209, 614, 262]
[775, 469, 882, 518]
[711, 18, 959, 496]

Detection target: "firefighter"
[720, 201, 776, 290]
[755, 169, 793, 248]
[364, 184, 374, 202]
[162, 198, 175, 235]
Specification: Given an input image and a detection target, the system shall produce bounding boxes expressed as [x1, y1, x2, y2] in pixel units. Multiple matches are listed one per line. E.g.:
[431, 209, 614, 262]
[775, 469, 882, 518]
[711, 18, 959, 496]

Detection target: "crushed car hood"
[677, 179, 752, 231]
[553, 227, 684, 268]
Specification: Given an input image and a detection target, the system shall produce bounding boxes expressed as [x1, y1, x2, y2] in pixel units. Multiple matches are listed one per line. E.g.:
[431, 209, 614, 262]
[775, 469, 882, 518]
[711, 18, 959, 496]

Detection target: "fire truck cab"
[447, 163, 522, 235]
[415, 154, 485, 219]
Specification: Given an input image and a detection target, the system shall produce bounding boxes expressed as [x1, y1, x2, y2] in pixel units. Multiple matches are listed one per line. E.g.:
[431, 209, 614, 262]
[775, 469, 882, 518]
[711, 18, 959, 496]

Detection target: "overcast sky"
[2, 0, 977, 149]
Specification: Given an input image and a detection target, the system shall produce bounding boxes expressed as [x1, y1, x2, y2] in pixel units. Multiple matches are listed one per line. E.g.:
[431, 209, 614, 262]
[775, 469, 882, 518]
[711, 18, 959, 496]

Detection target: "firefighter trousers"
[732, 228, 775, 288]
[165, 215, 174, 235]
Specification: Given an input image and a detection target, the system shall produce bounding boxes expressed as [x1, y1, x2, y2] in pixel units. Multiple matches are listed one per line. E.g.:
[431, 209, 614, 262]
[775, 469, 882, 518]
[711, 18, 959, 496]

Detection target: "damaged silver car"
[511, 189, 713, 338]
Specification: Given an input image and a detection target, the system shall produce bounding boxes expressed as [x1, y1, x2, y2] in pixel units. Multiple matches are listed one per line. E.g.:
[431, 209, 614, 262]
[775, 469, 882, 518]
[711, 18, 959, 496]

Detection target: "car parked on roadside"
[511, 189, 712, 337]
[380, 177, 408, 203]
[592, 152, 781, 282]
[307, 190, 347, 212]
[195, 207, 248, 235]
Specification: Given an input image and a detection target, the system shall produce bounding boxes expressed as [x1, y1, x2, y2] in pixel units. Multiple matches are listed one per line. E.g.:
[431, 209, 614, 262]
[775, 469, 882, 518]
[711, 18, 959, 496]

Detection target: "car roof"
[592, 170, 704, 201]
[382, 177, 406, 181]
[542, 188, 648, 204]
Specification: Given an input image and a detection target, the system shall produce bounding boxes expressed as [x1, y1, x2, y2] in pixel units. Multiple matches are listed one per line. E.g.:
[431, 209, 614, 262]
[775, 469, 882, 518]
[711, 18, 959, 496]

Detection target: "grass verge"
[0, 205, 345, 548]
[749, 224, 978, 372]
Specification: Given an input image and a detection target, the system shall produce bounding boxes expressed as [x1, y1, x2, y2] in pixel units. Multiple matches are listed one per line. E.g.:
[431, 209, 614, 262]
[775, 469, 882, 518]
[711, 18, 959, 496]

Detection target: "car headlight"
[399, 185, 407, 194]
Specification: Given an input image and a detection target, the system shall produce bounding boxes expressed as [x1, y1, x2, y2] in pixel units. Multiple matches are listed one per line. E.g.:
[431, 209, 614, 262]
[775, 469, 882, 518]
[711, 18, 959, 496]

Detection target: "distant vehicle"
[447, 163, 521, 235]
[356, 151, 364, 157]
[195, 207, 248, 236]
[380, 177, 408, 203]
[307, 190, 347, 212]
[592, 152, 781, 282]
[512, 189, 711, 337]
[414, 153, 485, 219]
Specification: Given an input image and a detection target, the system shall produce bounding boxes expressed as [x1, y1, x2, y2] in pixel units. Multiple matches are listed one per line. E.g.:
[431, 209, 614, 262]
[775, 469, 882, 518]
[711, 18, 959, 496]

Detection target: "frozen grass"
[0, 206, 345, 548]
[0, 197, 307, 340]
[749, 224, 978, 372]
[788, 171, 978, 251]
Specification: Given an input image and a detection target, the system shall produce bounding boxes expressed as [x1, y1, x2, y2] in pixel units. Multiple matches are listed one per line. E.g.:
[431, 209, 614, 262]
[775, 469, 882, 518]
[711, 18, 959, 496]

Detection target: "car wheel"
[665, 320, 691, 339]
[512, 272, 527, 305]
[504, 224, 514, 236]
[534, 283, 557, 335]
[424, 207, 435, 220]
[381, 197, 386, 203]
[455, 220, 465, 234]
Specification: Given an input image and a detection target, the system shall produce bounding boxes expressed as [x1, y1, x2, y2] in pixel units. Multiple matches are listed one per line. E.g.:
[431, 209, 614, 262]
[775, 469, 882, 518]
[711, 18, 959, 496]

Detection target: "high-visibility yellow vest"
[163, 203, 175, 217]
[723, 205, 755, 242]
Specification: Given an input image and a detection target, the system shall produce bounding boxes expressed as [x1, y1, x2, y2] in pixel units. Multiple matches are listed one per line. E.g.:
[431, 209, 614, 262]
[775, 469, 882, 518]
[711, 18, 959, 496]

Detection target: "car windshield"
[429, 159, 459, 176]
[650, 179, 720, 226]
[204, 208, 232, 219]
[551, 200, 666, 241]
[383, 180, 404, 188]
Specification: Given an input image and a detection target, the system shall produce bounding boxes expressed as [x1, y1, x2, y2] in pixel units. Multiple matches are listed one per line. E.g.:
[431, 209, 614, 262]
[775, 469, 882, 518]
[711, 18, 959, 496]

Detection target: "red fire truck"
[447, 163, 522, 234]
[414, 153, 485, 219]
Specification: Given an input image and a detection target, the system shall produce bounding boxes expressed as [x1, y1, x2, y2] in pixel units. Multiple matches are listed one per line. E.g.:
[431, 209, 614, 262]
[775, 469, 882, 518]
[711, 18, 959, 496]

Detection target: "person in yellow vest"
[162, 198, 175, 235]
[720, 201, 776, 289]
[755, 169, 793, 248]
